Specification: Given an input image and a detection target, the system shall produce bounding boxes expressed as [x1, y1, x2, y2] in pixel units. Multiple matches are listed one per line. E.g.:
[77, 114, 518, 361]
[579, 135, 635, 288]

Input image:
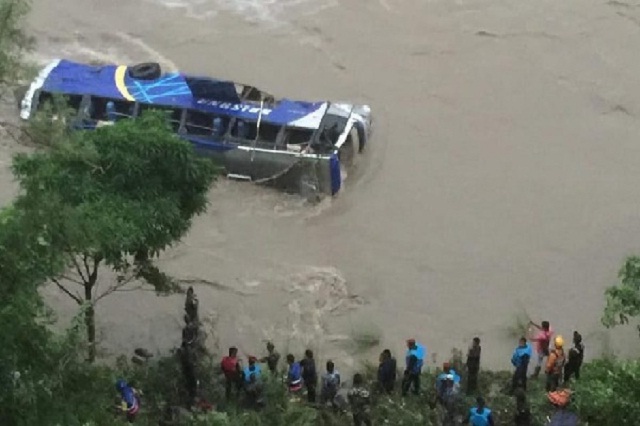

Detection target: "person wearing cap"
[440, 374, 461, 424]
[564, 331, 584, 382]
[545, 335, 566, 392]
[511, 337, 532, 392]
[260, 341, 280, 375]
[465, 396, 494, 426]
[402, 338, 425, 396]
[243, 356, 262, 385]
[436, 362, 461, 403]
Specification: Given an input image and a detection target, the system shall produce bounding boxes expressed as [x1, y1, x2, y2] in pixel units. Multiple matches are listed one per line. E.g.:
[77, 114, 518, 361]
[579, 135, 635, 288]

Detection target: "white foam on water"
[145, 0, 338, 26]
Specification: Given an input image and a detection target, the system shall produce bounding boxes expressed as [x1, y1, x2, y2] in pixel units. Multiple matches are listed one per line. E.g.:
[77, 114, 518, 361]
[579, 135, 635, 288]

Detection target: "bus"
[19, 59, 373, 196]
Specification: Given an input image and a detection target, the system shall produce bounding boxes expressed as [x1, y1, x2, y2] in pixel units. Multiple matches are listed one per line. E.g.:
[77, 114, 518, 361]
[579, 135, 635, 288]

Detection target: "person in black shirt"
[564, 331, 584, 382]
[260, 342, 280, 375]
[300, 349, 318, 403]
[377, 349, 397, 394]
[465, 337, 481, 394]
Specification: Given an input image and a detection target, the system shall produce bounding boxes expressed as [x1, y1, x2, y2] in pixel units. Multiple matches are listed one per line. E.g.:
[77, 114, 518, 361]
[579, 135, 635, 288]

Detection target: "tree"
[12, 111, 218, 361]
[571, 359, 640, 425]
[602, 256, 640, 335]
[0, 0, 34, 86]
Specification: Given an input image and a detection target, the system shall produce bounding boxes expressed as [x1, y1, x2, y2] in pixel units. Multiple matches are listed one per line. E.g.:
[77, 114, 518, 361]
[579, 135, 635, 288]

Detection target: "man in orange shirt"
[545, 336, 566, 392]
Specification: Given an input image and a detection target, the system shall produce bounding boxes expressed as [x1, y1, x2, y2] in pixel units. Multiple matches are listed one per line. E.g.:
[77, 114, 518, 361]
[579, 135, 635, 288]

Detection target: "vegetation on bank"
[1, 0, 640, 424]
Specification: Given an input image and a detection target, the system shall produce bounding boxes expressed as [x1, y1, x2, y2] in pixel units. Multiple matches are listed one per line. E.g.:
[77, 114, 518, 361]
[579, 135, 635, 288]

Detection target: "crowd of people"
[113, 288, 586, 425]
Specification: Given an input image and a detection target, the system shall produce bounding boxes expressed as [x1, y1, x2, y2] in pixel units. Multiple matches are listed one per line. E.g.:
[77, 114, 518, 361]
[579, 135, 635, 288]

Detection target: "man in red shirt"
[529, 320, 553, 379]
[221, 347, 243, 399]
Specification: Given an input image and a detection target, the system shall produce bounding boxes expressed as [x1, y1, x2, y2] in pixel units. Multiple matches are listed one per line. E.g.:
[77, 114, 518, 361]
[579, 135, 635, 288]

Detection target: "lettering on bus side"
[196, 99, 272, 116]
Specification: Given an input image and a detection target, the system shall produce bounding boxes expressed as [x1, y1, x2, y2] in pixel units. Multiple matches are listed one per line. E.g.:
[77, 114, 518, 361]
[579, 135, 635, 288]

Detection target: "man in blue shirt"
[286, 354, 303, 393]
[436, 362, 461, 403]
[465, 396, 495, 426]
[511, 337, 532, 392]
[243, 356, 262, 384]
[115, 379, 140, 423]
[401, 338, 425, 396]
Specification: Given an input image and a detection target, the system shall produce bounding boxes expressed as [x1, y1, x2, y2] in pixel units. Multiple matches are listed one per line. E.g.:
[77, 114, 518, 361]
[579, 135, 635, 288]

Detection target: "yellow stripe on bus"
[115, 66, 135, 101]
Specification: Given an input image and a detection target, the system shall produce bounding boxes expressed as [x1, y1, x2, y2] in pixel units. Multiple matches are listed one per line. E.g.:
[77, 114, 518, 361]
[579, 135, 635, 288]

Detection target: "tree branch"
[83, 254, 91, 281]
[60, 274, 86, 286]
[94, 269, 136, 304]
[51, 278, 82, 304]
[70, 255, 88, 284]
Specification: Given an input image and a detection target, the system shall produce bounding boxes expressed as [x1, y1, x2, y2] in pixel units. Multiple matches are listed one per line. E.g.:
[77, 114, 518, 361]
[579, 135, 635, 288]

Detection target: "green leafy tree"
[602, 256, 640, 335]
[572, 359, 640, 425]
[12, 111, 218, 361]
[0, 0, 34, 86]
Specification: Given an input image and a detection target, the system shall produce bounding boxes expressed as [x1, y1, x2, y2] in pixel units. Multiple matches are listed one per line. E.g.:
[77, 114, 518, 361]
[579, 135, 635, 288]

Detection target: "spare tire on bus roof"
[128, 62, 161, 80]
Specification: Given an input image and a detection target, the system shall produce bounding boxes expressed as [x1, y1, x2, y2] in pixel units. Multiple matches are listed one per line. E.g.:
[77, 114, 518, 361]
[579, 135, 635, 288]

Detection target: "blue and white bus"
[19, 59, 372, 196]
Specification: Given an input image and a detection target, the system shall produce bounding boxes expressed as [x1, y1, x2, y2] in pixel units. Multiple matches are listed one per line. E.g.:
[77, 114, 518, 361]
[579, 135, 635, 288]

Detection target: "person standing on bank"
[465, 337, 481, 394]
[529, 320, 554, 379]
[564, 331, 584, 382]
[348, 373, 372, 426]
[545, 336, 566, 392]
[402, 338, 425, 396]
[377, 349, 397, 394]
[300, 349, 318, 403]
[260, 341, 280, 375]
[511, 337, 532, 392]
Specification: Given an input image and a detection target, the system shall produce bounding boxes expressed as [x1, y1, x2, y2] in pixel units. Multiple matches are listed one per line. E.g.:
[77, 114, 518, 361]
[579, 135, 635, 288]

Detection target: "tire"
[128, 62, 161, 80]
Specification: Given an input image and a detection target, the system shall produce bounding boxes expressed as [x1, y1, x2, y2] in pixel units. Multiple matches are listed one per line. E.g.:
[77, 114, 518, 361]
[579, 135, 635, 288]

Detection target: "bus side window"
[185, 110, 215, 136]
[36, 91, 53, 111]
[109, 99, 135, 119]
[231, 119, 257, 140]
[87, 97, 108, 120]
[66, 95, 83, 112]
[258, 123, 281, 143]
[283, 127, 313, 145]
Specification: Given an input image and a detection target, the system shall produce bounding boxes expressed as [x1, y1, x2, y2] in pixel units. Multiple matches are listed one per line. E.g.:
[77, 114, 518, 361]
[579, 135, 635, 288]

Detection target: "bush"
[572, 359, 640, 425]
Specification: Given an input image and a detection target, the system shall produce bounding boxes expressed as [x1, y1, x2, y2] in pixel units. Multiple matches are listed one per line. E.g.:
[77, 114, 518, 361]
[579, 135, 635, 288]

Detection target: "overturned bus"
[19, 59, 373, 196]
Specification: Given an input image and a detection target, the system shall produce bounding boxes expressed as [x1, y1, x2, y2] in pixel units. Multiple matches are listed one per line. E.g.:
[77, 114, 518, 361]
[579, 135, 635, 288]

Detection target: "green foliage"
[572, 359, 640, 426]
[10, 110, 218, 360]
[25, 94, 77, 147]
[602, 256, 640, 335]
[0, 0, 34, 86]
[13, 111, 217, 268]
